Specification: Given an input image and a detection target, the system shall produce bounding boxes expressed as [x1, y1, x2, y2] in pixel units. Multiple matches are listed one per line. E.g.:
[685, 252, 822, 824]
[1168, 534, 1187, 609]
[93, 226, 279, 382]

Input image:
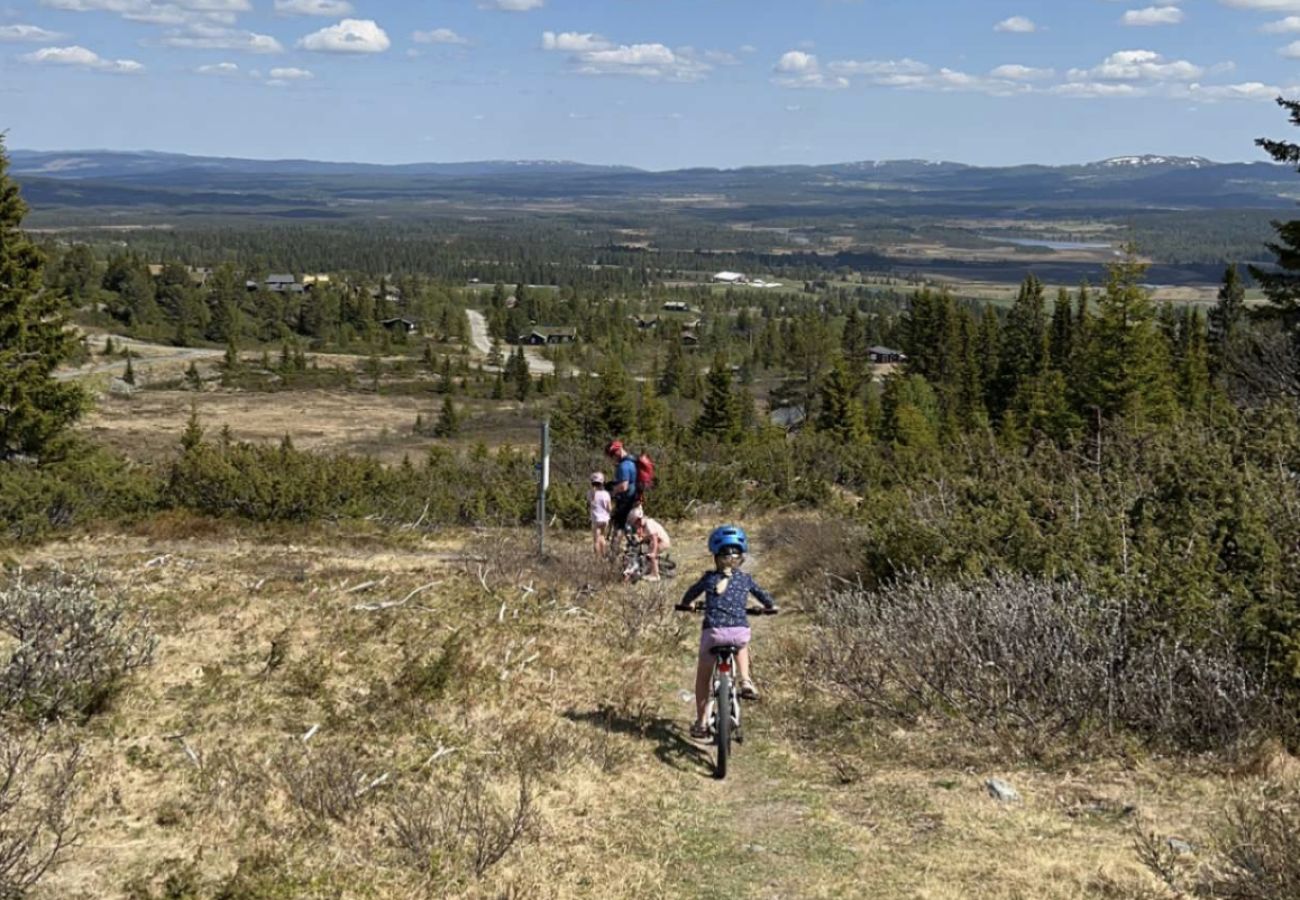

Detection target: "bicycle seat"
[710, 645, 740, 657]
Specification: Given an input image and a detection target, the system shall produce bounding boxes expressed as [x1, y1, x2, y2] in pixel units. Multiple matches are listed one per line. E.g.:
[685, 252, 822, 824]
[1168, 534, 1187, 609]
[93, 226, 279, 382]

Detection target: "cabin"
[631, 315, 659, 330]
[868, 346, 907, 364]
[380, 317, 419, 336]
[663, 301, 690, 312]
[522, 327, 577, 345]
[264, 274, 304, 294]
[681, 330, 700, 346]
[770, 405, 807, 431]
[712, 271, 747, 284]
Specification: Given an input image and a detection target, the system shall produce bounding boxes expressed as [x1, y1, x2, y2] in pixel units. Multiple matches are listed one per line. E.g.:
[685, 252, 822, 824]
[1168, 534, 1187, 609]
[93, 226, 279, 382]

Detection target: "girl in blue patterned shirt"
[676, 525, 778, 739]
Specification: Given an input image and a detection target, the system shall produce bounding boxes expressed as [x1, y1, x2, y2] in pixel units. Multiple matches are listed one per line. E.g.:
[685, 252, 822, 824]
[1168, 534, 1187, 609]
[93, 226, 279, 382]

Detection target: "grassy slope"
[16, 517, 1237, 899]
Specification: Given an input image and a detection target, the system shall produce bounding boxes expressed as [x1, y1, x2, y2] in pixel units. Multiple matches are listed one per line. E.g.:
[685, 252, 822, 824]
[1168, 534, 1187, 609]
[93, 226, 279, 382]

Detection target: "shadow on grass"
[565, 706, 714, 777]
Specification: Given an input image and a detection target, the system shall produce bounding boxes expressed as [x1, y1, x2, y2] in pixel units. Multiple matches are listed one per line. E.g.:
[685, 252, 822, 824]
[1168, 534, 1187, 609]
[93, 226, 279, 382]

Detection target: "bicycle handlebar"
[675, 604, 779, 615]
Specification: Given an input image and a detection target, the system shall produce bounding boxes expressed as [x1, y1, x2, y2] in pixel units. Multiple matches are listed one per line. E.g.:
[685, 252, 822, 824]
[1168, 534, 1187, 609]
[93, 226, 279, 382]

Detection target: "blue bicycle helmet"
[708, 525, 748, 556]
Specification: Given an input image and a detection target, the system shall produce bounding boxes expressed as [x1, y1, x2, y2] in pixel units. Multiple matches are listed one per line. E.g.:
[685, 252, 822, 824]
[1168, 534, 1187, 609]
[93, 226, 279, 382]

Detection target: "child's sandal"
[689, 723, 710, 739]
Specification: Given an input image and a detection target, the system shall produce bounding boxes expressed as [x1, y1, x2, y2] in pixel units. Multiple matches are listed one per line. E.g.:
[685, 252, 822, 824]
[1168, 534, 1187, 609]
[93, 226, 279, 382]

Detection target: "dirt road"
[466, 308, 557, 375]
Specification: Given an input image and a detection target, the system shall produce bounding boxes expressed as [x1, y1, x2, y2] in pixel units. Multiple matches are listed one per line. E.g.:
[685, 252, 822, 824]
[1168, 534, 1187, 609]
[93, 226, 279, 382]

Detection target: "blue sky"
[4, 0, 1300, 169]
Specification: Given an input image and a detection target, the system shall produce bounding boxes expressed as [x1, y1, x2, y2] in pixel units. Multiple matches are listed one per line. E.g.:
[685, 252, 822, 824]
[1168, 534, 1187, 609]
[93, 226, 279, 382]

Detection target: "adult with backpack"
[604, 439, 655, 535]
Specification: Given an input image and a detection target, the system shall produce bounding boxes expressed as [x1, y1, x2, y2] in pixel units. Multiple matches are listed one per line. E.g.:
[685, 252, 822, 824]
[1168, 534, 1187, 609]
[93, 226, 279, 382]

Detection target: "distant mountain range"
[9, 148, 1300, 219]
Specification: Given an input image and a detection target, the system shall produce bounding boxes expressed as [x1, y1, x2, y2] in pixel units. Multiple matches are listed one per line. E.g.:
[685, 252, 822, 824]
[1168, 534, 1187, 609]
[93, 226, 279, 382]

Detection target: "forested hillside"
[6, 117, 1300, 897]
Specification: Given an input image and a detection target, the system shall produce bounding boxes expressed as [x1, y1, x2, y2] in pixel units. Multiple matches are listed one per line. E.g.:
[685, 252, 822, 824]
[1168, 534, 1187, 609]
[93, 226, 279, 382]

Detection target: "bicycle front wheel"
[714, 674, 732, 780]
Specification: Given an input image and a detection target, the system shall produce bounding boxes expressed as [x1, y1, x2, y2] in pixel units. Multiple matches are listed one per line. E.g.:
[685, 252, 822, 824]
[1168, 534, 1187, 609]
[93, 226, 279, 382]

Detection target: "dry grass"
[1, 522, 1274, 899]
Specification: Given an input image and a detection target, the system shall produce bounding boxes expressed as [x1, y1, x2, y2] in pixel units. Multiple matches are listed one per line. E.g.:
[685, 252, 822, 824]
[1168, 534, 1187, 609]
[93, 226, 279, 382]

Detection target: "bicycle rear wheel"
[714, 675, 732, 780]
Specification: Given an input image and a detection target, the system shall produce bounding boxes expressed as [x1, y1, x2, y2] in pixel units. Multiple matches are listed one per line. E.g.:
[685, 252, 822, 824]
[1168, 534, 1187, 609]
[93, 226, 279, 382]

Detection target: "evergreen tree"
[1209, 263, 1246, 368]
[433, 396, 460, 437]
[0, 140, 85, 458]
[816, 358, 866, 443]
[1178, 308, 1212, 413]
[1252, 99, 1300, 333]
[597, 357, 637, 439]
[695, 352, 742, 442]
[1079, 252, 1177, 427]
[180, 404, 204, 452]
[992, 274, 1048, 418]
[1049, 287, 1074, 368]
[123, 352, 136, 386]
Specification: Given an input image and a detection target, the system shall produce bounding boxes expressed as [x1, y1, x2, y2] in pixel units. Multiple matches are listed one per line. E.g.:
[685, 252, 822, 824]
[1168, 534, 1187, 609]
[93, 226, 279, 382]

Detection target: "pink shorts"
[700, 626, 751, 653]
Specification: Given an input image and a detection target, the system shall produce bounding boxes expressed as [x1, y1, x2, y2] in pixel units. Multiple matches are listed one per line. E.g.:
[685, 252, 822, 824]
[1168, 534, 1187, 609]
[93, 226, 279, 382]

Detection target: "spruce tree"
[0, 139, 85, 458]
[1253, 98, 1300, 332]
[433, 396, 460, 437]
[816, 358, 866, 443]
[1080, 252, 1177, 427]
[123, 352, 136, 386]
[1209, 263, 1246, 368]
[992, 274, 1048, 418]
[695, 353, 741, 442]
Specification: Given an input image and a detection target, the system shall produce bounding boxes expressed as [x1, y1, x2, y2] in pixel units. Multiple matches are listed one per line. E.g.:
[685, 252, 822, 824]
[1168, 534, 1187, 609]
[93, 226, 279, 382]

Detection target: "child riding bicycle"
[675, 525, 778, 740]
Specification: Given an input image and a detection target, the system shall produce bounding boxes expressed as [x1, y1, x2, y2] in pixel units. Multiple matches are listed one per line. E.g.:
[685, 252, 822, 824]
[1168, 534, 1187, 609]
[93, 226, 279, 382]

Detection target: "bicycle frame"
[705, 648, 742, 739]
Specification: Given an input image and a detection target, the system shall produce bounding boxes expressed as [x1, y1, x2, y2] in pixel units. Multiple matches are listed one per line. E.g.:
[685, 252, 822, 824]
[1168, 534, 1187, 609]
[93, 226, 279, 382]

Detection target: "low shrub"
[387, 770, 535, 882]
[0, 570, 157, 723]
[813, 574, 1269, 754]
[0, 732, 82, 898]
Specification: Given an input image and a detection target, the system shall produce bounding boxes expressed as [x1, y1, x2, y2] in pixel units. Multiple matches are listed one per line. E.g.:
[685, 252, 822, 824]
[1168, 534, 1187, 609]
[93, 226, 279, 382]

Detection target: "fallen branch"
[342, 576, 388, 595]
[352, 581, 437, 612]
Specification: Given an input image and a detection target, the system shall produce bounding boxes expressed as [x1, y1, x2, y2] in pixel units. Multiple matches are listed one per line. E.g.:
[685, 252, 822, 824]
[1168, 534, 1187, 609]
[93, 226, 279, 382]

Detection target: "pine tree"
[1049, 287, 1074, 368]
[433, 396, 460, 437]
[185, 360, 201, 390]
[1179, 308, 1212, 413]
[695, 352, 741, 442]
[815, 358, 866, 443]
[597, 357, 636, 439]
[123, 352, 136, 386]
[992, 274, 1048, 418]
[180, 403, 204, 452]
[1080, 251, 1177, 427]
[1209, 263, 1246, 368]
[0, 140, 85, 458]
[1252, 99, 1300, 333]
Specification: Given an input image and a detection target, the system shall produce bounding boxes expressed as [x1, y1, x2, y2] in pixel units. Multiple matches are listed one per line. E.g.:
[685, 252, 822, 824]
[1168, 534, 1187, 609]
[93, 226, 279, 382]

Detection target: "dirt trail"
[17, 527, 1226, 899]
[466, 308, 557, 374]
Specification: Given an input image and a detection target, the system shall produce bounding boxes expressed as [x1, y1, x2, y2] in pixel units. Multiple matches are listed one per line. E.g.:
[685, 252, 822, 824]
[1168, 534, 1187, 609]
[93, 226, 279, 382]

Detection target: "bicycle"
[676, 605, 777, 779]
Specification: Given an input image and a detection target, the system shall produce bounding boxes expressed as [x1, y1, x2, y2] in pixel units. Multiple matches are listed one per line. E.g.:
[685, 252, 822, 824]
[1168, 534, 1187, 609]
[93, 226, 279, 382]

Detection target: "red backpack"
[635, 452, 656, 493]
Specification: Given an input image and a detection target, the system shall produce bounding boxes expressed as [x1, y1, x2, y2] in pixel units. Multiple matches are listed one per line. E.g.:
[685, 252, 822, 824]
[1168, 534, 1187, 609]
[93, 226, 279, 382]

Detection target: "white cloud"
[0, 23, 65, 41]
[772, 50, 849, 89]
[195, 60, 238, 74]
[1220, 0, 1300, 10]
[1068, 49, 1203, 81]
[269, 65, 311, 78]
[413, 27, 469, 45]
[1049, 81, 1142, 97]
[1262, 15, 1300, 30]
[828, 57, 929, 77]
[542, 31, 609, 52]
[1279, 38, 1300, 55]
[22, 43, 143, 72]
[994, 15, 1037, 33]
[1122, 6, 1184, 25]
[990, 63, 1055, 80]
[1184, 80, 1293, 99]
[40, 0, 248, 26]
[162, 23, 283, 52]
[477, 0, 542, 9]
[275, 0, 351, 14]
[543, 31, 711, 80]
[297, 17, 390, 53]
